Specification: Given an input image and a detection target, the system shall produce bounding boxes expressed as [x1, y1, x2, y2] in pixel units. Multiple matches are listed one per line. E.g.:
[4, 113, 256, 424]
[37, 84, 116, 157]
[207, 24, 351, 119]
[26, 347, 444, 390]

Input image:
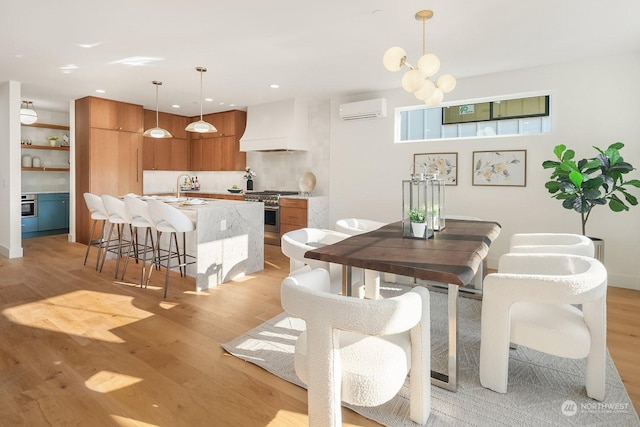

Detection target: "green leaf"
[559, 182, 577, 194]
[624, 179, 640, 188]
[542, 160, 561, 169]
[621, 190, 638, 206]
[609, 194, 628, 212]
[544, 181, 560, 193]
[568, 170, 583, 187]
[605, 147, 622, 166]
[608, 142, 624, 150]
[583, 188, 602, 199]
[562, 149, 575, 162]
[583, 159, 601, 170]
[553, 144, 566, 159]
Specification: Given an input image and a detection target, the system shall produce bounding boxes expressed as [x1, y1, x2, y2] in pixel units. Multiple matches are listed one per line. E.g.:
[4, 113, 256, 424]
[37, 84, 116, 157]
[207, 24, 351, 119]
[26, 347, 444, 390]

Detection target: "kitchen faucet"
[176, 174, 193, 198]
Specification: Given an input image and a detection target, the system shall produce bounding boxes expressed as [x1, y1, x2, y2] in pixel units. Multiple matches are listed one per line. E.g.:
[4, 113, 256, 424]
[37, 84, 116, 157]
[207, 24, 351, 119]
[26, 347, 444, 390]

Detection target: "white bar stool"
[147, 199, 196, 298]
[100, 195, 136, 279]
[82, 192, 110, 270]
[122, 196, 158, 288]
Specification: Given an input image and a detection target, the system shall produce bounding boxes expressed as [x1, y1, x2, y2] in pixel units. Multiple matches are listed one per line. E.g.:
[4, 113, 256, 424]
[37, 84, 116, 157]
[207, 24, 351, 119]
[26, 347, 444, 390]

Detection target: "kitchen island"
[155, 198, 264, 292]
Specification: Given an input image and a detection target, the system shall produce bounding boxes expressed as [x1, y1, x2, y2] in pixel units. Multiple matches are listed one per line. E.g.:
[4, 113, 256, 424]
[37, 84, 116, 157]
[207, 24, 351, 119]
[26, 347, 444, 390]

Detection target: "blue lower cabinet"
[22, 193, 70, 239]
[21, 217, 38, 233]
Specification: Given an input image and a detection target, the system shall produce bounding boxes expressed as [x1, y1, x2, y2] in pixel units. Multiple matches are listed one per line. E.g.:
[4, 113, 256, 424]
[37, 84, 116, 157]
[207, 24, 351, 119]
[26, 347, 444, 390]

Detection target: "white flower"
[243, 167, 256, 180]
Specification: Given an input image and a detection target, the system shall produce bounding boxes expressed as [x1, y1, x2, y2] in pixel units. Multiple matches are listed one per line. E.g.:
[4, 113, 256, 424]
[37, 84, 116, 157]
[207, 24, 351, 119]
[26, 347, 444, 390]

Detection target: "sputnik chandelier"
[383, 10, 456, 106]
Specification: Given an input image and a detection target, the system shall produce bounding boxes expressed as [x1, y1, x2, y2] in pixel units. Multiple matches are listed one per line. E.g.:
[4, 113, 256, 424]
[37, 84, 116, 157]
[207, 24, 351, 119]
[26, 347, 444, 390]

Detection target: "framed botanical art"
[472, 150, 527, 186]
[413, 152, 458, 185]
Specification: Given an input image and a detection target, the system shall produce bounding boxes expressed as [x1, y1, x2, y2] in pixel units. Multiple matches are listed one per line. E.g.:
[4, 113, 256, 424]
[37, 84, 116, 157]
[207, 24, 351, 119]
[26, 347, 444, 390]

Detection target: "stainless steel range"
[244, 190, 299, 246]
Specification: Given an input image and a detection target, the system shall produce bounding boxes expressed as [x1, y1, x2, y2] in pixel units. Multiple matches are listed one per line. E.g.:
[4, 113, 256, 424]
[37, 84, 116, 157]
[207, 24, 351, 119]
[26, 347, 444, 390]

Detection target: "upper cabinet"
[189, 110, 246, 171]
[143, 110, 189, 171]
[88, 97, 143, 133]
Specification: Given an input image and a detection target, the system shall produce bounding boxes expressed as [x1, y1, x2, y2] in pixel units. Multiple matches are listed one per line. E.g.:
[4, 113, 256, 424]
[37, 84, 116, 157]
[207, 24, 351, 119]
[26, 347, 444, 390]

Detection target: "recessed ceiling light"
[95, 89, 106, 94]
[219, 102, 225, 105]
[270, 84, 280, 89]
[172, 105, 180, 109]
[229, 104, 236, 107]
[59, 64, 78, 72]
[76, 42, 103, 49]
[204, 98, 213, 102]
[110, 56, 164, 66]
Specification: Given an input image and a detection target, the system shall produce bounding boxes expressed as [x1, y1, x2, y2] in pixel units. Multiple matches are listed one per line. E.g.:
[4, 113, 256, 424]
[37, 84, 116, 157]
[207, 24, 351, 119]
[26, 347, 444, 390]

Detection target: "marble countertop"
[22, 191, 70, 195]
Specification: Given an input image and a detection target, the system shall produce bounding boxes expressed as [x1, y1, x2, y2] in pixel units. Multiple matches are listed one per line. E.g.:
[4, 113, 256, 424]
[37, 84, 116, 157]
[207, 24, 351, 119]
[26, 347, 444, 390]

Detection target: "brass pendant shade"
[185, 67, 217, 133]
[143, 81, 173, 139]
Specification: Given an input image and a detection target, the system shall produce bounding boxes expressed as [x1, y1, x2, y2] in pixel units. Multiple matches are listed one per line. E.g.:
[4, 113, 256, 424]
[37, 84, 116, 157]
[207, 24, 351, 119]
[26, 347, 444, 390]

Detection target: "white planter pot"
[411, 222, 426, 238]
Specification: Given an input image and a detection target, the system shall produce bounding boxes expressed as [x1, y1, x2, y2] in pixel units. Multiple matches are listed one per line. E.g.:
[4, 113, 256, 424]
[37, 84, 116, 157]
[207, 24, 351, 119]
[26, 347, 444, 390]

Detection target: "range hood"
[240, 98, 308, 152]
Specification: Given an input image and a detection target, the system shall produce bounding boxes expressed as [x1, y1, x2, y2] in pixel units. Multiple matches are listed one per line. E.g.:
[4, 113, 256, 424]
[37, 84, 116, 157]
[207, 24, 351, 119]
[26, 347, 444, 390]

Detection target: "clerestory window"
[396, 94, 551, 143]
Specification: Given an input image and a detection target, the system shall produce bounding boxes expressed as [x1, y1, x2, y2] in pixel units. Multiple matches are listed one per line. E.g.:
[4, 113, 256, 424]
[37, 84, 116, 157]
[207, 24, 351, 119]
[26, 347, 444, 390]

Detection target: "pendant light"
[20, 101, 38, 125]
[383, 10, 456, 107]
[185, 66, 217, 133]
[143, 81, 173, 138]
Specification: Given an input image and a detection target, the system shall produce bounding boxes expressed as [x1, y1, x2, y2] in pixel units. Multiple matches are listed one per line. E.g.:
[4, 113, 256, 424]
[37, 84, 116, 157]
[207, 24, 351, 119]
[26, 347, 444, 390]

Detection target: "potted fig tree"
[542, 142, 640, 256]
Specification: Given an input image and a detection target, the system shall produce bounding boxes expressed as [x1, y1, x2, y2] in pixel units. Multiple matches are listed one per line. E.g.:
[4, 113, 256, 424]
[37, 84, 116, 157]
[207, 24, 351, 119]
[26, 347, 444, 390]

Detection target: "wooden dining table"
[304, 219, 501, 391]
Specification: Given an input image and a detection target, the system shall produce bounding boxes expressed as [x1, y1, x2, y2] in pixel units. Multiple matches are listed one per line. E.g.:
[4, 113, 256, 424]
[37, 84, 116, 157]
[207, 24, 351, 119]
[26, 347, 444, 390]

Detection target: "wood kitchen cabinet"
[75, 96, 143, 244]
[188, 110, 246, 171]
[143, 110, 189, 171]
[280, 198, 308, 235]
[87, 97, 143, 133]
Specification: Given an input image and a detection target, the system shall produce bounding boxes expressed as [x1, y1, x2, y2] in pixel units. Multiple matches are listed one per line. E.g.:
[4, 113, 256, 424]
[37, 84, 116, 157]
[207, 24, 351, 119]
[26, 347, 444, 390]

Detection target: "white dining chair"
[509, 233, 595, 257]
[281, 267, 431, 426]
[479, 253, 608, 400]
[281, 228, 350, 294]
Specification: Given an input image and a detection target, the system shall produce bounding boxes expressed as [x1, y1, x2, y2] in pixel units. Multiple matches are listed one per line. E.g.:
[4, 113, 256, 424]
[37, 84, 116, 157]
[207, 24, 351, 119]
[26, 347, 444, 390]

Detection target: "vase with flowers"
[244, 167, 256, 191]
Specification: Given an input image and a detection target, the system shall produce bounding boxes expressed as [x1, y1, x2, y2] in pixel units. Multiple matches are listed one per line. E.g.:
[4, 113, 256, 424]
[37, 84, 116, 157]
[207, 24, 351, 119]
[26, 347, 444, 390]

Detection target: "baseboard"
[0, 243, 23, 259]
[608, 273, 640, 291]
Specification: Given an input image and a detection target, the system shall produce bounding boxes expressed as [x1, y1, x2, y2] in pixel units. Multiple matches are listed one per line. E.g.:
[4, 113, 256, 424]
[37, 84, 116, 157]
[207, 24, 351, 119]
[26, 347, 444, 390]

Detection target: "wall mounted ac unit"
[339, 98, 387, 121]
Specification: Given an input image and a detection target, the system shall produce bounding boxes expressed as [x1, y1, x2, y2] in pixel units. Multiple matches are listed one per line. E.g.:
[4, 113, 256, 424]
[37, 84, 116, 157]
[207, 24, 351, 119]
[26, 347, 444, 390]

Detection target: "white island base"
[154, 199, 264, 292]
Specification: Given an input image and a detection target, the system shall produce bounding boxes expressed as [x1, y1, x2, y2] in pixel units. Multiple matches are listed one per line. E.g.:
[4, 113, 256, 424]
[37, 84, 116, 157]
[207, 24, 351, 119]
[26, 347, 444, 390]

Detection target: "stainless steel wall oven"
[21, 194, 37, 217]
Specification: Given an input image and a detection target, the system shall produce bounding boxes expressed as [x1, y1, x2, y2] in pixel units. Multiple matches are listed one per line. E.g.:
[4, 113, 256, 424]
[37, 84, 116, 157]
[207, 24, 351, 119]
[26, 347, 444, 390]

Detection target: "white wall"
[0, 81, 23, 258]
[329, 53, 640, 289]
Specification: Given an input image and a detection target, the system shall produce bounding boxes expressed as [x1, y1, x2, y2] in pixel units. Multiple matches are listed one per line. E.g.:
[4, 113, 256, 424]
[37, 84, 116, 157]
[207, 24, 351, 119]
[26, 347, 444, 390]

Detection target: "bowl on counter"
[228, 188, 242, 194]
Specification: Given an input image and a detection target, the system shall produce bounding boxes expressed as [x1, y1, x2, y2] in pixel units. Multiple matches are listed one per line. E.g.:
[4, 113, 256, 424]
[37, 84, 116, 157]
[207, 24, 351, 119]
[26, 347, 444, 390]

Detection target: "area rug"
[222, 288, 639, 426]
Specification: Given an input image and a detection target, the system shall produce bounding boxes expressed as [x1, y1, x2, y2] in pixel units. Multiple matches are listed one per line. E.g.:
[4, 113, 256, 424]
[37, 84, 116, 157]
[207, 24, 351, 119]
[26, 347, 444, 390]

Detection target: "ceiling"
[2, 0, 639, 117]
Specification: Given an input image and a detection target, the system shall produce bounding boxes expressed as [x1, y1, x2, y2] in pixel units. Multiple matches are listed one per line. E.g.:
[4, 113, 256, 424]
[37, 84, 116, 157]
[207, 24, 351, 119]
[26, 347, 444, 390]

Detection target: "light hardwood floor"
[0, 235, 638, 426]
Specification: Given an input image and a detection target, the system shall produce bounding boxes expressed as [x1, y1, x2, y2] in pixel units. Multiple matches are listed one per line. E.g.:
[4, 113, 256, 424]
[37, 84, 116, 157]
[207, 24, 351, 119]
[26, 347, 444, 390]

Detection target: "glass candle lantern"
[402, 176, 434, 239]
[427, 174, 446, 231]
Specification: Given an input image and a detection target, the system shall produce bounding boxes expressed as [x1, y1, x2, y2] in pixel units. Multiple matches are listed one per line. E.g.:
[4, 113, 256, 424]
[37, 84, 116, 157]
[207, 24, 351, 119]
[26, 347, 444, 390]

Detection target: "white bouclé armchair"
[479, 253, 608, 400]
[509, 232, 595, 257]
[281, 228, 350, 294]
[281, 268, 431, 426]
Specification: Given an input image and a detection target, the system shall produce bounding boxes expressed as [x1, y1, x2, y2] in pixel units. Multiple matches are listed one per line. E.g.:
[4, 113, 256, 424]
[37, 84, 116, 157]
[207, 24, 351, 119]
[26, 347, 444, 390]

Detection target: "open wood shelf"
[21, 144, 70, 151]
[21, 167, 70, 172]
[22, 122, 70, 131]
